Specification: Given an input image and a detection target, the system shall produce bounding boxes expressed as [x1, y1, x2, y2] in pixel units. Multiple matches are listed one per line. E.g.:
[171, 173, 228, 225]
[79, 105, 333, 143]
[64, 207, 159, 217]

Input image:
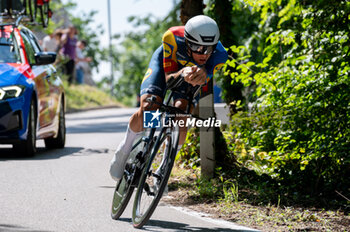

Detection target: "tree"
[180, 0, 204, 25]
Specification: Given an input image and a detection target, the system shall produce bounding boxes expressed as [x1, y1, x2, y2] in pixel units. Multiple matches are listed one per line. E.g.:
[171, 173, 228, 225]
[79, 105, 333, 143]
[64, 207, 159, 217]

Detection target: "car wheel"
[44, 100, 66, 149]
[13, 98, 37, 156]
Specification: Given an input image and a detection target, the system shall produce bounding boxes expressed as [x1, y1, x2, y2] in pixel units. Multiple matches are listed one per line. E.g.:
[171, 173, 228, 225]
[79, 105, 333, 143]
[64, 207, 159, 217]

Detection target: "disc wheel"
[111, 136, 146, 220]
[111, 169, 135, 220]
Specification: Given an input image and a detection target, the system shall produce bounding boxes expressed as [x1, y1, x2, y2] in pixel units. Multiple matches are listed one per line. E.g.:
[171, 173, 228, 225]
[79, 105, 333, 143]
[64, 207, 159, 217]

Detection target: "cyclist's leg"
[171, 82, 196, 145]
[110, 46, 166, 181]
[173, 98, 194, 147]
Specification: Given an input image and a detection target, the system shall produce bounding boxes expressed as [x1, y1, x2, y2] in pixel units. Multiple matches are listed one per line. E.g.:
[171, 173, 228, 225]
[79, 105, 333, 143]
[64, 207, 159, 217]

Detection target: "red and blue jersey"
[140, 26, 228, 99]
[162, 26, 228, 82]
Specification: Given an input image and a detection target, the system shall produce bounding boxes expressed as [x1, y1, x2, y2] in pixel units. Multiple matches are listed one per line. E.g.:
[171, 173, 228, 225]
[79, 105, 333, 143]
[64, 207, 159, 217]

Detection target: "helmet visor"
[186, 41, 215, 55]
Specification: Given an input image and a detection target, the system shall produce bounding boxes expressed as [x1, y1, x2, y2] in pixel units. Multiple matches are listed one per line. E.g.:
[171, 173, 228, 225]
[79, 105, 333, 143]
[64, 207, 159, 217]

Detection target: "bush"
[223, 0, 350, 199]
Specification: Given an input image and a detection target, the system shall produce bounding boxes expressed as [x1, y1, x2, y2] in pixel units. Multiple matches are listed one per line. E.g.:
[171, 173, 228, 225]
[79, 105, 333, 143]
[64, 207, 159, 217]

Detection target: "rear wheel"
[44, 100, 66, 149]
[132, 126, 179, 228]
[13, 98, 37, 156]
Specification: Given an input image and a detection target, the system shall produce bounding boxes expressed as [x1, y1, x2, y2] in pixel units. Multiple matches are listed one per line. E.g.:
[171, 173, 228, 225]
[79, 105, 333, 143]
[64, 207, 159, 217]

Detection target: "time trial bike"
[111, 76, 204, 228]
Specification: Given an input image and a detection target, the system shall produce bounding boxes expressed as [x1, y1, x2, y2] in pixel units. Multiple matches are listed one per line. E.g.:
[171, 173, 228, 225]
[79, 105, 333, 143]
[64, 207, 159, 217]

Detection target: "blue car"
[0, 21, 65, 156]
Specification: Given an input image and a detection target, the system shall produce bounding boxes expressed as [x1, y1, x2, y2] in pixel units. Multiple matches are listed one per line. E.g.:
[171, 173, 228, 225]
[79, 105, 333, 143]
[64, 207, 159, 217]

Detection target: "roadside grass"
[166, 165, 350, 231]
[163, 126, 350, 231]
[63, 81, 124, 112]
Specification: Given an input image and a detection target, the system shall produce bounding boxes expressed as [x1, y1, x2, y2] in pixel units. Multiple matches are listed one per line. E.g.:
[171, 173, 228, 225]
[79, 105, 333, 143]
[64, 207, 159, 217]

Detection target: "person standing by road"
[75, 40, 92, 85]
[42, 30, 60, 52]
[61, 26, 78, 84]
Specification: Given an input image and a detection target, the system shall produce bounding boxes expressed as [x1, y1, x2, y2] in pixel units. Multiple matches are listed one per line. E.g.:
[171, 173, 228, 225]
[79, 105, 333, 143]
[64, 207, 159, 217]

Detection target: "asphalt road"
[0, 107, 258, 232]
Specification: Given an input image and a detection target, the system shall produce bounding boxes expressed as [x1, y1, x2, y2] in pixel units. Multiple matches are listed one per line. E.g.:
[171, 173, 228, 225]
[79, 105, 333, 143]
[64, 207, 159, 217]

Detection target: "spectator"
[61, 26, 78, 84]
[54, 29, 63, 53]
[75, 40, 92, 85]
[42, 30, 60, 52]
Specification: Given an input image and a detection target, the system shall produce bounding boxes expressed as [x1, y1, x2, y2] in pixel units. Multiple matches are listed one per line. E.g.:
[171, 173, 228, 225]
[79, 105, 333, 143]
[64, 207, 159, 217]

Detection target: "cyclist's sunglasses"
[186, 41, 216, 55]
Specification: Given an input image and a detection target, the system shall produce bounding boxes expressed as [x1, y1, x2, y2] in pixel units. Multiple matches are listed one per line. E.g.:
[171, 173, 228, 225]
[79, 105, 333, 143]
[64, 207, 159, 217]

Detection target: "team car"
[0, 19, 65, 156]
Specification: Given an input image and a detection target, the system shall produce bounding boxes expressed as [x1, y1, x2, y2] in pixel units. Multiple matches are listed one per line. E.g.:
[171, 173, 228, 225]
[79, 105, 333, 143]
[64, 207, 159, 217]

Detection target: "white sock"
[119, 125, 142, 155]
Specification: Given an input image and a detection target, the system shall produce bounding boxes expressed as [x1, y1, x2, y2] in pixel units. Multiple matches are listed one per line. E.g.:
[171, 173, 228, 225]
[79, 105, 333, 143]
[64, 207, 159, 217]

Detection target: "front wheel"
[13, 98, 37, 156]
[132, 126, 179, 228]
[111, 170, 135, 220]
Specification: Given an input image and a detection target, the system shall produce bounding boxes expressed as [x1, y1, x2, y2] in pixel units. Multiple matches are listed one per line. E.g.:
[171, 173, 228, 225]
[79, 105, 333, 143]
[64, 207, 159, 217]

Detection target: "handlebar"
[144, 69, 214, 128]
[166, 74, 203, 100]
[145, 95, 208, 122]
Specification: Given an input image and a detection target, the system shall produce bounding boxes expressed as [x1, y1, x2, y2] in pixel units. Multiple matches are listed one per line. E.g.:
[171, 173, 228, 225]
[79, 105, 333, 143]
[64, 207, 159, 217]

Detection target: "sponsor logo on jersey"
[213, 63, 224, 75]
[142, 68, 152, 83]
[164, 62, 173, 68]
[163, 43, 172, 58]
[178, 60, 195, 67]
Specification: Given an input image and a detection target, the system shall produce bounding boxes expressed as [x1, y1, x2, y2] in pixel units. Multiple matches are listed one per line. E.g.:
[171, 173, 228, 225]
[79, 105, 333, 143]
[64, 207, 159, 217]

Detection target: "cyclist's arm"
[165, 66, 207, 86]
[165, 69, 184, 82]
[162, 29, 185, 82]
[162, 29, 178, 74]
[182, 66, 207, 86]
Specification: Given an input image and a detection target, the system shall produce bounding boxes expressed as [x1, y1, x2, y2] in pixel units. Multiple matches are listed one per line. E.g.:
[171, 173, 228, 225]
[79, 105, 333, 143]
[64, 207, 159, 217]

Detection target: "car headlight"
[0, 85, 25, 100]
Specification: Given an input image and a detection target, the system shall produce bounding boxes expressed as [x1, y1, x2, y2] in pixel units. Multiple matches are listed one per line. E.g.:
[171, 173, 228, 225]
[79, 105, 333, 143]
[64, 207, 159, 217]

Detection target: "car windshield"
[0, 29, 21, 63]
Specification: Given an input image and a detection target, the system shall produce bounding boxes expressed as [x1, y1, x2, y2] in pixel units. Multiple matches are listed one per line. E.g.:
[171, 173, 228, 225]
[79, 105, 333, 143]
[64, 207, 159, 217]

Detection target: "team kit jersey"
[140, 26, 228, 99]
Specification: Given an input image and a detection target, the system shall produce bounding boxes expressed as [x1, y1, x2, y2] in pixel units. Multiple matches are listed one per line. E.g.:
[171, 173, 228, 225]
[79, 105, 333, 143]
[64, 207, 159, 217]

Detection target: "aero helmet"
[184, 15, 220, 46]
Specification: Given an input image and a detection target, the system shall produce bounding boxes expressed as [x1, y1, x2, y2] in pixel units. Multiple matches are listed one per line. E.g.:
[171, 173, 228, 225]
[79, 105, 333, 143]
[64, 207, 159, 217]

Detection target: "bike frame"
[130, 80, 199, 182]
[111, 77, 207, 227]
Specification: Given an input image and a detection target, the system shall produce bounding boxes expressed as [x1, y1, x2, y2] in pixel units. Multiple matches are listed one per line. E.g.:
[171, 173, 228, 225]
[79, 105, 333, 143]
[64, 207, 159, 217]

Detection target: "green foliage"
[219, 175, 239, 203]
[178, 0, 349, 207]
[207, 0, 260, 105]
[178, 127, 201, 169]
[194, 177, 221, 199]
[222, 0, 350, 197]
[109, 2, 181, 105]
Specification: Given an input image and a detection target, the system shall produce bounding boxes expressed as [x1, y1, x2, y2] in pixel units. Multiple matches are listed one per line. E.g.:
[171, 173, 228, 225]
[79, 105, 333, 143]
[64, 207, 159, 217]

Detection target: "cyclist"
[110, 15, 228, 181]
